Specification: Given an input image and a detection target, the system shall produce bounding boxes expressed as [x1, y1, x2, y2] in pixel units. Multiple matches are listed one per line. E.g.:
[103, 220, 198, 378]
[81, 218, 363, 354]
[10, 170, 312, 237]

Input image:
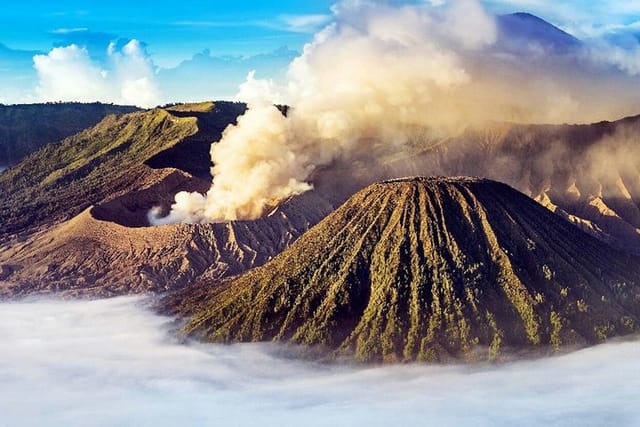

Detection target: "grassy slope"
[0, 109, 198, 238]
[0, 102, 247, 239]
[171, 178, 640, 363]
[0, 102, 139, 165]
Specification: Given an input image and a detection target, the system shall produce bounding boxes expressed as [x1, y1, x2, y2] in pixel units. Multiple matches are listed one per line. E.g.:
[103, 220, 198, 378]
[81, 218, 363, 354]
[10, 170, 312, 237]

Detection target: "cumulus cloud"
[33, 45, 110, 102]
[153, 0, 640, 224]
[0, 297, 639, 427]
[235, 70, 284, 105]
[33, 40, 161, 107]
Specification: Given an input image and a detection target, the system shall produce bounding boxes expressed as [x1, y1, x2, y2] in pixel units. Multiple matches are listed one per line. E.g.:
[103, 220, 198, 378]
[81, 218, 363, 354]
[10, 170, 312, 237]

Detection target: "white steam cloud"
[33, 40, 161, 108]
[153, 0, 640, 224]
[1, 297, 639, 427]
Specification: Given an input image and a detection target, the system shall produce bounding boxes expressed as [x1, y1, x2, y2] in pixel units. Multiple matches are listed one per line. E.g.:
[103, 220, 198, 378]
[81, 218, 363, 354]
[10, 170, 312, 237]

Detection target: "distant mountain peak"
[509, 12, 550, 22]
[496, 12, 581, 53]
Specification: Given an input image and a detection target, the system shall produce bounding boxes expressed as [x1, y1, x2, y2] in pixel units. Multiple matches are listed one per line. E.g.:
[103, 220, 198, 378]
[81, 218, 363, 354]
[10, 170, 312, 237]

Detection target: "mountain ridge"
[3, 102, 640, 300]
[0, 102, 140, 166]
[0, 102, 246, 239]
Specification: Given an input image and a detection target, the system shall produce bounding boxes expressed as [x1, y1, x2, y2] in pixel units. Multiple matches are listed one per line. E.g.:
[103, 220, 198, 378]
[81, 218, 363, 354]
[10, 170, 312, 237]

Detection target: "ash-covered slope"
[169, 177, 640, 363]
[0, 187, 332, 297]
[0, 101, 336, 297]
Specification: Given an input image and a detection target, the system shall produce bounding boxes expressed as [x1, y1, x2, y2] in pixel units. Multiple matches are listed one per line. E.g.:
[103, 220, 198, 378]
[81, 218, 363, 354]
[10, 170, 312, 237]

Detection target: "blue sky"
[0, 1, 335, 66]
[0, 1, 639, 105]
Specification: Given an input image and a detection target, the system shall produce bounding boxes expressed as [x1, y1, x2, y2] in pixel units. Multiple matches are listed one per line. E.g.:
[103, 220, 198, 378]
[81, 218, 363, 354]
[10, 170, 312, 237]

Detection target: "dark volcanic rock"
[167, 177, 640, 363]
[0, 264, 12, 280]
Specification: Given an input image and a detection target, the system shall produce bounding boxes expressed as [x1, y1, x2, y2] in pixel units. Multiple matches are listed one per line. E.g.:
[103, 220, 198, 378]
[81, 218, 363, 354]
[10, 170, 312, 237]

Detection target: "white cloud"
[109, 40, 162, 106]
[234, 70, 283, 105]
[33, 40, 161, 107]
[589, 41, 640, 75]
[279, 14, 333, 33]
[51, 27, 89, 34]
[33, 45, 111, 103]
[1, 297, 640, 426]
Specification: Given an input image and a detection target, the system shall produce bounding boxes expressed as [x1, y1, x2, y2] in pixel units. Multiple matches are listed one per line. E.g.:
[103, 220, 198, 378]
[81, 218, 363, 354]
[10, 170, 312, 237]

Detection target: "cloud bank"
[33, 40, 161, 107]
[153, 0, 640, 224]
[0, 297, 639, 427]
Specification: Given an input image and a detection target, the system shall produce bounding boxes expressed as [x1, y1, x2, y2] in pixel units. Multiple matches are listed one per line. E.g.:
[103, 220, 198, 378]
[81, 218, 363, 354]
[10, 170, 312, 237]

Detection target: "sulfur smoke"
[151, 0, 640, 224]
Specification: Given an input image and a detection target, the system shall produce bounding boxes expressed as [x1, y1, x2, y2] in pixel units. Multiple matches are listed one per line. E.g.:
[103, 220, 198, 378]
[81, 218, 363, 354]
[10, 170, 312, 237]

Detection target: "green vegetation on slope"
[0, 102, 246, 239]
[0, 109, 197, 237]
[170, 177, 640, 363]
[0, 102, 139, 165]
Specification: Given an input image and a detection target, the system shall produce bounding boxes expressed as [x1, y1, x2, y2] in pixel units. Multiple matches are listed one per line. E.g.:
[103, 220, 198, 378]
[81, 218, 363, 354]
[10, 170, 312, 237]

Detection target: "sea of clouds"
[0, 296, 639, 427]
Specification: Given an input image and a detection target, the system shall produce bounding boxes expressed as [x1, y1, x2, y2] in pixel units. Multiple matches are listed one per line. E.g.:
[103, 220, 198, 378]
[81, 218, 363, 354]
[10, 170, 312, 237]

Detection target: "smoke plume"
[152, 0, 640, 224]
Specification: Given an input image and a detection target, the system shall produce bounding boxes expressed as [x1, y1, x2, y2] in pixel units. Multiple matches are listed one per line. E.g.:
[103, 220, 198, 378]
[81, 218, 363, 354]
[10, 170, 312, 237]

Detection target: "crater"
[91, 169, 210, 227]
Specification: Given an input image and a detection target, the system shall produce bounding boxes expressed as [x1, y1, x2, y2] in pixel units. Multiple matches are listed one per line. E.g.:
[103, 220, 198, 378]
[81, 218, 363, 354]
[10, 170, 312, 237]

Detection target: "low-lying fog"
[1, 297, 638, 427]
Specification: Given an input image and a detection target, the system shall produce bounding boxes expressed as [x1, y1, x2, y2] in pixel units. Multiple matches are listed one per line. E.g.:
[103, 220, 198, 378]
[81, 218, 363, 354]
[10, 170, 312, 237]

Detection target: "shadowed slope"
[169, 177, 640, 363]
[0, 102, 139, 165]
